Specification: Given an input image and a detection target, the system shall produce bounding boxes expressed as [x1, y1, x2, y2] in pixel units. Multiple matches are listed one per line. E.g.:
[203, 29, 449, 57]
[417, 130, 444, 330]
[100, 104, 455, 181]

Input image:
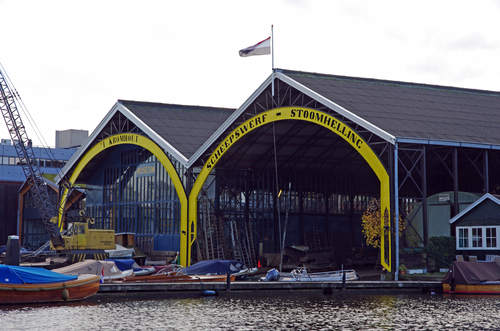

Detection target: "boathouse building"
[449, 193, 500, 259]
[54, 69, 500, 276]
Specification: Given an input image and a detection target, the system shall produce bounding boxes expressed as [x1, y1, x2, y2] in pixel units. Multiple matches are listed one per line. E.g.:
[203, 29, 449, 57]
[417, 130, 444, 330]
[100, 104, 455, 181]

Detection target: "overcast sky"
[1, 0, 500, 146]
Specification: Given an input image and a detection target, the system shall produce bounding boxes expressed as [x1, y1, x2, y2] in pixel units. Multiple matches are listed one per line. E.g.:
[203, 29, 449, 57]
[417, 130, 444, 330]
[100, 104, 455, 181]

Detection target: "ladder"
[229, 218, 245, 264]
[200, 195, 225, 260]
[229, 216, 255, 267]
[242, 216, 256, 266]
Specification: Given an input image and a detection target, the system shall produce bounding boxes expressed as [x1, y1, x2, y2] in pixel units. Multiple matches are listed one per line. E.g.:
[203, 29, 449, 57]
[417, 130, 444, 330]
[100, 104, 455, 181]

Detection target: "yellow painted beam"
[57, 133, 189, 266]
[187, 107, 391, 270]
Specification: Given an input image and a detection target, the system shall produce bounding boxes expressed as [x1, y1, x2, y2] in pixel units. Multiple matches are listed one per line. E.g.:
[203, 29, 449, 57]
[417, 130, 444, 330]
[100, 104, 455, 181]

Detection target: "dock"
[99, 280, 442, 293]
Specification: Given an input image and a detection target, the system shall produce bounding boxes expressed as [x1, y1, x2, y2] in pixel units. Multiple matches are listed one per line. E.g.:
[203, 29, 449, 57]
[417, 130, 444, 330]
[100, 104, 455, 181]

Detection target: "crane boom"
[0, 67, 64, 247]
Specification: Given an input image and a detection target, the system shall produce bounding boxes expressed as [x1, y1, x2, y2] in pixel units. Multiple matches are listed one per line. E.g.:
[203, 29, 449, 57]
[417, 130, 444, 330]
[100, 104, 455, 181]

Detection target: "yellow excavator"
[49, 215, 115, 252]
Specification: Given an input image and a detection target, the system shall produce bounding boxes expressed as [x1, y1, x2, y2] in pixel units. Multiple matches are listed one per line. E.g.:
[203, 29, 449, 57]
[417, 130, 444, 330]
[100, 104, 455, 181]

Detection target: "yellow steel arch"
[186, 107, 392, 271]
[57, 133, 188, 263]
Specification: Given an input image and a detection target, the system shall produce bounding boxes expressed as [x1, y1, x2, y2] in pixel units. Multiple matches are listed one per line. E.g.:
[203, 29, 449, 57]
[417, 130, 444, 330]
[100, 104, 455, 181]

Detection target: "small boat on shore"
[0, 264, 100, 304]
[122, 272, 234, 283]
[53, 259, 133, 281]
[280, 267, 359, 282]
[183, 259, 245, 275]
[262, 267, 359, 282]
[442, 260, 500, 294]
[121, 259, 246, 283]
[121, 267, 235, 283]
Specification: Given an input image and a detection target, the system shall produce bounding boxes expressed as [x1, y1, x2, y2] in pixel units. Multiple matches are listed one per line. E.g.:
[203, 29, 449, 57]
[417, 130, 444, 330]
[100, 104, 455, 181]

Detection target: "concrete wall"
[55, 129, 89, 148]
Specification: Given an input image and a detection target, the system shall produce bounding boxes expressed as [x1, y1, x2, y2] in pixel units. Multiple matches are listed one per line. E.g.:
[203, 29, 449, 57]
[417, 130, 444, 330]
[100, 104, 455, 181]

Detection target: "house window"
[486, 227, 497, 248]
[472, 228, 482, 248]
[458, 228, 469, 248]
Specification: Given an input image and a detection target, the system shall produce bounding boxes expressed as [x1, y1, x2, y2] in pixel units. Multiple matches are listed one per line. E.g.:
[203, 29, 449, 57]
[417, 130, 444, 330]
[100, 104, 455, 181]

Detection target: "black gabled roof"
[119, 100, 234, 159]
[281, 69, 500, 145]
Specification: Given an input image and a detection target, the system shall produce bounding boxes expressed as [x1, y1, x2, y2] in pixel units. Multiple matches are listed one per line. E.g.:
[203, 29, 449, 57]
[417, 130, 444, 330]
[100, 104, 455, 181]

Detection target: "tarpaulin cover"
[0, 264, 77, 284]
[183, 260, 244, 275]
[54, 259, 128, 279]
[107, 259, 140, 271]
[443, 261, 500, 284]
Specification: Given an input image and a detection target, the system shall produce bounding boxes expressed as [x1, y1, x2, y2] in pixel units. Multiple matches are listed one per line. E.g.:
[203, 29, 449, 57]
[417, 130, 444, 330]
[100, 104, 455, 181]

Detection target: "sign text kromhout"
[101, 134, 138, 149]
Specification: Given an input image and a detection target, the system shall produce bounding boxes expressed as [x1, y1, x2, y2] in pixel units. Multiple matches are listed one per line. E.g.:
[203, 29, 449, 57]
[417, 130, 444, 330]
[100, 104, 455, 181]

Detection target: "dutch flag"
[239, 37, 271, 57]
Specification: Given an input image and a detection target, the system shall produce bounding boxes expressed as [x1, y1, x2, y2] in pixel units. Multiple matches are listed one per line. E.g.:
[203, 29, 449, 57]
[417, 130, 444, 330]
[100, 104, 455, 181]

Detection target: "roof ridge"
[277, 68, 500, 97]
[118, 99, 235, 112]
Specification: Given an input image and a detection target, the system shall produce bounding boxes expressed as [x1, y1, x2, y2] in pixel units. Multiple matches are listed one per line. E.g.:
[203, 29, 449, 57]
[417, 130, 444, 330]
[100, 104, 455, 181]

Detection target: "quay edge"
[98, 281, 442, 294]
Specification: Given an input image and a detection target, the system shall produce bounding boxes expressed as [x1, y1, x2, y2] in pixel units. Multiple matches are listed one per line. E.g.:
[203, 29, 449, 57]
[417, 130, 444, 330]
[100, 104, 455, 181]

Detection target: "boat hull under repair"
[442, 283, 500, 295]
[442, 260, 500, 295]
[0, 274, 100, 304]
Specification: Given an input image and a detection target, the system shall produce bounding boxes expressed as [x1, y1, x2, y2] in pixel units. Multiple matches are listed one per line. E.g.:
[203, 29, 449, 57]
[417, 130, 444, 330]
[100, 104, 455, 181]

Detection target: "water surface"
[1, 291, 499, 330]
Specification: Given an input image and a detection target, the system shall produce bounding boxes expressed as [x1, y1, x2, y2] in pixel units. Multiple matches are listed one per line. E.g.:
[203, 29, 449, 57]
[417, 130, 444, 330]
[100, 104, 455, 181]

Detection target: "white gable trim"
[118, 103, 188, 165]
[187, 70, 397, 168]
[186, 73, 274, 168]
[449, 193, 500, 224]
[56, 101, 189, 184]
[276, 71, 396, 144]
[56, 103, 120, 184]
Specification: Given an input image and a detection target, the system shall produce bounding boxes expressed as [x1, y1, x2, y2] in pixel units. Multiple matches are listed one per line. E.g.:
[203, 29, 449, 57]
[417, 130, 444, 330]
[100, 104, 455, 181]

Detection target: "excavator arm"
[0, 66, 64, 247]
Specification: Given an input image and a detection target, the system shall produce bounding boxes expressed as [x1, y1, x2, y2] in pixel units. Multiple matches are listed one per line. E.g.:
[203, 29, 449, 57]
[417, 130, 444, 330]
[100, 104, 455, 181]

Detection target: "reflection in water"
[1, 291, 499, 330]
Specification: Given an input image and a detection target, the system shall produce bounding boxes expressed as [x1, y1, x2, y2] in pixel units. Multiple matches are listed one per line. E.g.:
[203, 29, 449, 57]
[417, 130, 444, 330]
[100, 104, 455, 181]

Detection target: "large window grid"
[486, 227, 497, 248]
[472, 228, 482, 248]
[86, 148, 183, 253]
[458, 228, 468, 248]
[0, 155, 66, 168]
[456, 226, 499, 250]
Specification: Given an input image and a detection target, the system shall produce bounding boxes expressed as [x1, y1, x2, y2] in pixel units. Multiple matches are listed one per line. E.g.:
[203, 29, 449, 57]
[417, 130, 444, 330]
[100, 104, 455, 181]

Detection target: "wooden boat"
[442, 282, 500, 294]
[114, 260, 249, 283]
[442, 261, 500, 294]
[121, 271, 235, 283]
[0, 274, 100, 304]
[278, 267, 359, 282]
[0, 264, 100, 304]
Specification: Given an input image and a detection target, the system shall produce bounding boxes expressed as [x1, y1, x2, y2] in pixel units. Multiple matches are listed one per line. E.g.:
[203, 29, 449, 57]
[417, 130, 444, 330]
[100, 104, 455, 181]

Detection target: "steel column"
[422, 146, 428, 246]
[453, 147, 459, 216]
[394, 143, 400, 281]
[484, 150, 489, 193]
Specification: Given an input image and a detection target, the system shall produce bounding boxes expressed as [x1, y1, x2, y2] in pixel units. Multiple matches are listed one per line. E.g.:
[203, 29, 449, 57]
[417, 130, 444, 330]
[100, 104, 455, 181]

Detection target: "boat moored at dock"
[442, 260, 500, 294]
[279, 267, 359, 282]
[0, 264, 100, 304]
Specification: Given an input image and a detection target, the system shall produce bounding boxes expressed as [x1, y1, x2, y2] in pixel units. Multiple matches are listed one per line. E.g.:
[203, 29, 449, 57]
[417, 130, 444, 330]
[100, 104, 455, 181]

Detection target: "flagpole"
[271, 24, 275, 97]
[271, 25, 274, 70]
